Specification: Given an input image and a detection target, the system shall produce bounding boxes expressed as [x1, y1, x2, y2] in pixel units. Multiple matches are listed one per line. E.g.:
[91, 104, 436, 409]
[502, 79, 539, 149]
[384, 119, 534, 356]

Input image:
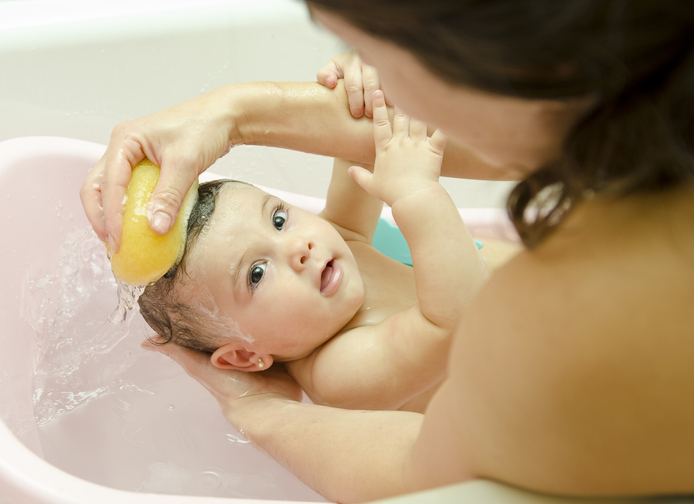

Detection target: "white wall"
[0, 0, 514, 207]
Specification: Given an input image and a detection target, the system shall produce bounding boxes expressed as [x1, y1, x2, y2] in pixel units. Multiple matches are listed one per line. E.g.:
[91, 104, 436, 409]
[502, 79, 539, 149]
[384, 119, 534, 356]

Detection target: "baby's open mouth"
[320, 259, 342, 295]
[320, 260, 334, 292]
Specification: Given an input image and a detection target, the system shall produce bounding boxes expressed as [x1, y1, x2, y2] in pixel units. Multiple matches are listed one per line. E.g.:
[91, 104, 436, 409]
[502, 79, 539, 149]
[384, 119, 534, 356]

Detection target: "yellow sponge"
[108, 159, 198, 286]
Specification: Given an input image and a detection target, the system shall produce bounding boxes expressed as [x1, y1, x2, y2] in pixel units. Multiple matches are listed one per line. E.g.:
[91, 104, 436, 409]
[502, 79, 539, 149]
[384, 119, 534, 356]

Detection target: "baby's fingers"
[371, 90, 392, 148]
[429, 129, 448, 154]
[409, 118, 427, 141]
[391, 106, 409, 139]
[316, 60, 342, 89]
[348, 165, 375, 194]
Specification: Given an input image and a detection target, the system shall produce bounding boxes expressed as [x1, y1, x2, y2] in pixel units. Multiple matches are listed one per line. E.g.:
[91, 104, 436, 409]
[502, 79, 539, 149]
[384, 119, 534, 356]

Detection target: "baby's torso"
[285, 239, 443, 413]
[342, 241, 418, 329]
[346, 242, 443, 412]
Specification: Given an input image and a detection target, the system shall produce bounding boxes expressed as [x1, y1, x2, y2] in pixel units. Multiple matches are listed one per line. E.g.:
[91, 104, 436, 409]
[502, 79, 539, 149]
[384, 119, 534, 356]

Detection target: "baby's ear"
[211, 343, 273, 372]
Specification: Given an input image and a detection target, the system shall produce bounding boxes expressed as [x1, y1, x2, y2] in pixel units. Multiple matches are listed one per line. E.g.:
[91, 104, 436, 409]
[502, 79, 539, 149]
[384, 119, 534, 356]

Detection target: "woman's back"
[446, 182, 694, 494]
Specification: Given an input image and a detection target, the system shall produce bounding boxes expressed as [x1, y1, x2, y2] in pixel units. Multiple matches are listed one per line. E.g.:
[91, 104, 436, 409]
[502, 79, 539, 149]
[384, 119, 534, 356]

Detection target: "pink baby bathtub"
[0, 136, 329, 504]
[1, 136, 645, 504]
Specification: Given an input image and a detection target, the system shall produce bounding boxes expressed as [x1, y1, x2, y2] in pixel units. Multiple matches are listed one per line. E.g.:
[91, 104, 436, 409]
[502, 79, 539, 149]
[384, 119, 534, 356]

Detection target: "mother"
[81, 1, 694, 502]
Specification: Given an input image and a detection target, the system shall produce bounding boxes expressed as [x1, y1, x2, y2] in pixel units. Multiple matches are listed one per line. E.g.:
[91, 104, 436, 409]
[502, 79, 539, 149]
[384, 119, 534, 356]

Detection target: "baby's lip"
[319, 259, 342, 295]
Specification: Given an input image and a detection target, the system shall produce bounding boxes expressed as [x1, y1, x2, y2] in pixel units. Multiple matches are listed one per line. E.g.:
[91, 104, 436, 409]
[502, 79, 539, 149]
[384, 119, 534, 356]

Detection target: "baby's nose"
[288, 238, 313, 271]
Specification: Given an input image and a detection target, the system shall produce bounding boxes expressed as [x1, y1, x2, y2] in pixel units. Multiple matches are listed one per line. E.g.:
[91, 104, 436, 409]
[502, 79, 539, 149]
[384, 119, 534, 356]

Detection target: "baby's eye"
[273, 206, 288, 230]
[248, 262, 267, 289]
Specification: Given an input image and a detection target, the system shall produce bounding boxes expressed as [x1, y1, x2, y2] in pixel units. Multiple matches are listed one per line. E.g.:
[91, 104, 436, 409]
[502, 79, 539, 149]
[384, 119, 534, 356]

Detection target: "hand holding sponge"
[107, 159, 198, 286]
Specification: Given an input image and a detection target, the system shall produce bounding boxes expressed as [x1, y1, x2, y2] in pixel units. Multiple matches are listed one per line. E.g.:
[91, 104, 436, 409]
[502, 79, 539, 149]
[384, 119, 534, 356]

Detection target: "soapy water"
[20, 228, 325, 501]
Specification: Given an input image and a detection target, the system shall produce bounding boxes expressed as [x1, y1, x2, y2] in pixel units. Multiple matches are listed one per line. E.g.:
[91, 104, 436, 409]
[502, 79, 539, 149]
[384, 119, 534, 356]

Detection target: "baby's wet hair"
[138, 178, 251, 352]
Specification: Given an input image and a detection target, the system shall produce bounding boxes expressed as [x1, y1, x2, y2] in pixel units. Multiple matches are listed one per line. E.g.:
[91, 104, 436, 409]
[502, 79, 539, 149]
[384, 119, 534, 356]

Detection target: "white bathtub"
[0, 2, 676, 504]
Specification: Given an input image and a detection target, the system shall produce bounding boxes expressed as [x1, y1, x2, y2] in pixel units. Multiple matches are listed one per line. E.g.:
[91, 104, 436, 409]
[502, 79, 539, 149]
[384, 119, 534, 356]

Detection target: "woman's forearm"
[224, 81, 518, 181]
[233, 396, 424, 503]
[225, 80, 375, 162]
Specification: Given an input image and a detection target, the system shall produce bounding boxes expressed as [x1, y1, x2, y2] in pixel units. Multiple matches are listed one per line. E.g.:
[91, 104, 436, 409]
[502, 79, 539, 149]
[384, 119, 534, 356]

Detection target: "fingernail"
[107, 234, 117, 253]
[151, 211, 172, 234]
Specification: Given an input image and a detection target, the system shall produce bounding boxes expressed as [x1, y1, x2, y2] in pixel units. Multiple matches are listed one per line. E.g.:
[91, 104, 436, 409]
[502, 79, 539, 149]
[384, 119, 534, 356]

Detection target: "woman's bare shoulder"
[446, 191, 694, 495]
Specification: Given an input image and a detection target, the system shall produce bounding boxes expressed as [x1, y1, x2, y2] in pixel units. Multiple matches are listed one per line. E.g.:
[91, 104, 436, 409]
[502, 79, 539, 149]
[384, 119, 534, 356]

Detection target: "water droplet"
[196, 471, 222, 490]
[168, 404, 175, 411]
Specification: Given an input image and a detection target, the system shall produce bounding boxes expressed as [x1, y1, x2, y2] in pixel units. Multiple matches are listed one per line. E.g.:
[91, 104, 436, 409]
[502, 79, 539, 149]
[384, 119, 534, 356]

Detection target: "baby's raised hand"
[349, 91, 447, 208]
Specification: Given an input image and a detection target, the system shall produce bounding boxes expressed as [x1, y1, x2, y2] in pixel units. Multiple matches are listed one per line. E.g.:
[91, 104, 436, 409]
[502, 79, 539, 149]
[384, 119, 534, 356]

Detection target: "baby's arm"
[351, 92, 488, 327]
[318, 157, 383, 245]
[290, 93, 488, 411]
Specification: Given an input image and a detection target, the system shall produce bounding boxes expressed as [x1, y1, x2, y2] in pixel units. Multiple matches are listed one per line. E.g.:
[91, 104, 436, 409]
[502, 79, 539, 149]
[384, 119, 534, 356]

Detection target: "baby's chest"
[351, 246, 419, 327]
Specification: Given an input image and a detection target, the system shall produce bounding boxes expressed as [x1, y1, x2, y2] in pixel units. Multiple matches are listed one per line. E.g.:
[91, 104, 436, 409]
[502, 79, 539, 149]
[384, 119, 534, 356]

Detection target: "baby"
[138, 93, 488, 413]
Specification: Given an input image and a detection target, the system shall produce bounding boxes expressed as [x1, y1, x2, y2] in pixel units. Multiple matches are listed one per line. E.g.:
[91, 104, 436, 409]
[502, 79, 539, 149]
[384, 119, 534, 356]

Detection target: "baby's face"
[184, 183, 365, 361]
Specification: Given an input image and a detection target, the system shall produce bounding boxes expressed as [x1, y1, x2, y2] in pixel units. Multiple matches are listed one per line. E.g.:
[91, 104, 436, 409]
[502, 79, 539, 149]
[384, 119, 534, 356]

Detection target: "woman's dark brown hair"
[306, 0, 694, 246]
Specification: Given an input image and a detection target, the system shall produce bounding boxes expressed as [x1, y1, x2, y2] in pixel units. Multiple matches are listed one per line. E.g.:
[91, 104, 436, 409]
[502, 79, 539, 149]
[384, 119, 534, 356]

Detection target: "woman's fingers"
[148, 156, 200, 235]
[142, 339, 304, 405]
[100, 141, 145, 252]
[362, 64, 380, 118]
[79, 156, 108, 242]
[344, 61, 366, 118]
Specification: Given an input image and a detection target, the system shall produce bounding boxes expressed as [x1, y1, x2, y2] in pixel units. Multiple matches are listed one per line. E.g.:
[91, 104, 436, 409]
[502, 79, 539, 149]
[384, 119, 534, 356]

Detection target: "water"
[109, 280, 146, 324]
[22, 228, 139, 425]
[21, 229, 324, 501]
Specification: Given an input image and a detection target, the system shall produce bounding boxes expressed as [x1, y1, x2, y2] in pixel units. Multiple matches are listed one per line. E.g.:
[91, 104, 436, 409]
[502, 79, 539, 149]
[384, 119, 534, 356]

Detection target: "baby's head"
[139, 179, 365, 371]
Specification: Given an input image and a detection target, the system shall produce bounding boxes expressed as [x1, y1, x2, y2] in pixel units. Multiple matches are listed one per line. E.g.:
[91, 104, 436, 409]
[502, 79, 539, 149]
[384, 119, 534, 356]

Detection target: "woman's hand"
[80, 89, 242, 252]
[317, 50, 390, 118]
[142, 339, 303, 423]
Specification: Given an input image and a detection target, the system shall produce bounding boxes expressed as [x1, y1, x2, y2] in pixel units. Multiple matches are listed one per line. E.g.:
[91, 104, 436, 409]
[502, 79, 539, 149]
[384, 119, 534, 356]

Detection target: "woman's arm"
[144, 339, 476, 503]
[81, 81, 515, 252]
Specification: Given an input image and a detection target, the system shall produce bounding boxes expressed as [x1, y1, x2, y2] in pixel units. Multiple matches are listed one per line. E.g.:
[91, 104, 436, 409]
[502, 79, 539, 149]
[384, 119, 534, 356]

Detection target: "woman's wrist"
[225, 393, 302, 440]
[221, 80, 378, 161]
[220, 81, 271, 148]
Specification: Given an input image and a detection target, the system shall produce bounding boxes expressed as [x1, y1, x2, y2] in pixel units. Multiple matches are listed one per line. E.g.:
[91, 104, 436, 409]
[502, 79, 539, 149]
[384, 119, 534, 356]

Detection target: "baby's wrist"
[390, 181, 445, 209]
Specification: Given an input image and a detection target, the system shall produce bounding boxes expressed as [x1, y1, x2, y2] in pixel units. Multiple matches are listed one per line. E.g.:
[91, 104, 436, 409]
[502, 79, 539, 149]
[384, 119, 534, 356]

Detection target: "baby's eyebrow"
[231, 193, 274, 292]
